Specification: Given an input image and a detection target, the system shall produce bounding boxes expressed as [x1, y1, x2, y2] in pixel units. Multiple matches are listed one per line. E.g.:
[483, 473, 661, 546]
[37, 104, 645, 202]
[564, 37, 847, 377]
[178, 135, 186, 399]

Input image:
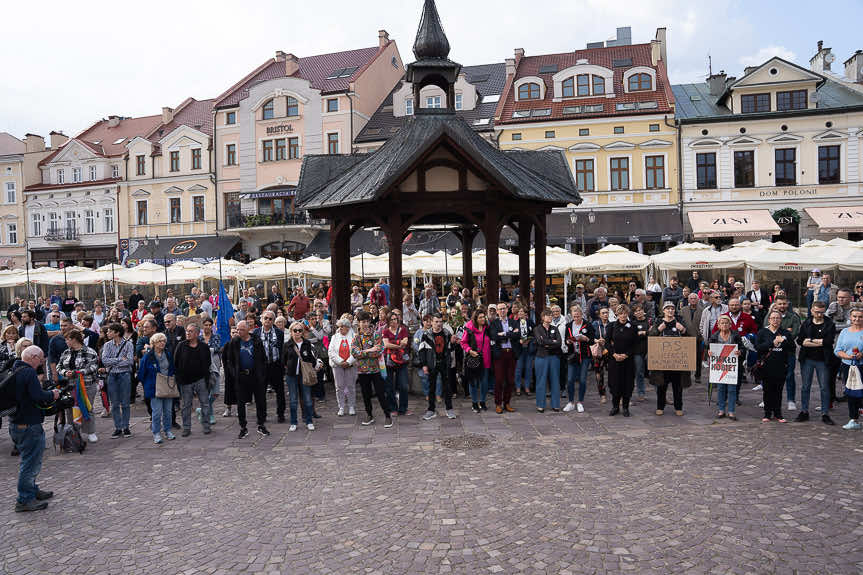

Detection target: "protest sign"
[647, 336, 696, 371]
[709, 343, 738, 385]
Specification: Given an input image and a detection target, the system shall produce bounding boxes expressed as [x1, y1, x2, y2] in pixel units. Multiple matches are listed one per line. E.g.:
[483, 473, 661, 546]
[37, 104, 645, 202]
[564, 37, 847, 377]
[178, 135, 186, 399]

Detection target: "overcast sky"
[3, 0, 862, 139]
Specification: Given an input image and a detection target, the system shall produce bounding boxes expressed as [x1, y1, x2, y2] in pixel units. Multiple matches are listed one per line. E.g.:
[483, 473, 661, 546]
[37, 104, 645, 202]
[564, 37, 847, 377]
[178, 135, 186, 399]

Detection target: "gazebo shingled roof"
[295, 0, 580, 317]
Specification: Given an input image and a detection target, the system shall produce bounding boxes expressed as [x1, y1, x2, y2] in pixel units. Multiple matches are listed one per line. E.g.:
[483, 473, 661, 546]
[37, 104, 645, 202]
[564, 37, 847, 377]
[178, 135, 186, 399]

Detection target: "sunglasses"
[291, 328, 303, 333]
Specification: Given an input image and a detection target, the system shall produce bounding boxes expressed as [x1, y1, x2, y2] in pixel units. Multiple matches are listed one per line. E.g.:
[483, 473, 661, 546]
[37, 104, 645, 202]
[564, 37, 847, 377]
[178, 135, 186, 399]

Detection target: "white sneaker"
[445, 410, 457, 419]
[842, 420, 862, 430]
[337, 408, 345, 416]
[563, 402, 575, 412]
[787, 401, 797, 411]
[752, 384, 763, 391]
[348, 407, 356, 416]
[288, 424, 297, 432]
[87, 433, 98, 443]
[757, 401, 765, 408]
[307, 423, 315, 431]
[222, 408, 232, 417]
[153, 434, 163, 444]
[576, 402, 585, 413]
[423, 410, 437, 420]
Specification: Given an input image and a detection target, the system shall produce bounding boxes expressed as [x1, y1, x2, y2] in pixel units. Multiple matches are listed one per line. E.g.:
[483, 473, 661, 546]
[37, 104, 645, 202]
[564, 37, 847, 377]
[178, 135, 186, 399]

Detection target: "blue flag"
[216, 281, 233, 346]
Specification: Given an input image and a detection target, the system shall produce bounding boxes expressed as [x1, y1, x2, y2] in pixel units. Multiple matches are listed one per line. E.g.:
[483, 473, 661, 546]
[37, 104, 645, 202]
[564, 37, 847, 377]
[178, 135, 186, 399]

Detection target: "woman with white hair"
[328, 317, 357, 416]
[138, 332, 176, 443]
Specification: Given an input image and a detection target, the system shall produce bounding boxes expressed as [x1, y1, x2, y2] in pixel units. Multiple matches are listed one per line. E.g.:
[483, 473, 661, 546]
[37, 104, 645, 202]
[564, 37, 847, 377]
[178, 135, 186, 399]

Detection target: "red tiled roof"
[214, 45, 385, 108]
[38, 114, 161, 166]
[147, 98, 215, 142]
[25, 177, 121, 192]
[497, 43, 674, 125]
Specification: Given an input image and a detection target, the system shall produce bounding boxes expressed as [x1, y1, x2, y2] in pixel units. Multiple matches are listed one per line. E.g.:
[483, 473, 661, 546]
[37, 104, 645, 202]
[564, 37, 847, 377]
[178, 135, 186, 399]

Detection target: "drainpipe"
[345, 92, 355, 153]
[212, 111, 219, 233]
[665, 114, 684, 243]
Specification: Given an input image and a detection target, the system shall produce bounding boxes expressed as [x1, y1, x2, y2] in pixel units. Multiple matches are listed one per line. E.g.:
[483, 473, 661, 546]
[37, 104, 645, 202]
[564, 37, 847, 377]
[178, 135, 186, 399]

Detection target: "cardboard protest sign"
[647, 337, 696, 372]
[709, 343, 738, 385]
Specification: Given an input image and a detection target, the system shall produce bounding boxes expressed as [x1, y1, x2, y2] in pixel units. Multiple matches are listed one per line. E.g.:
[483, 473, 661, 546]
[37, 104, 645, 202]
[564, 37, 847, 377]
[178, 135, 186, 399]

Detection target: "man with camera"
[9, 346, 60, 512]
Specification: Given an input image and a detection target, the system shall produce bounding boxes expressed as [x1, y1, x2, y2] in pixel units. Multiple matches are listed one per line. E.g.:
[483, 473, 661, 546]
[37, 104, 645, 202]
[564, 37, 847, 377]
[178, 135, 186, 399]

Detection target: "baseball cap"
[576, 283, 585, 289]
[662, 301, 676, 310]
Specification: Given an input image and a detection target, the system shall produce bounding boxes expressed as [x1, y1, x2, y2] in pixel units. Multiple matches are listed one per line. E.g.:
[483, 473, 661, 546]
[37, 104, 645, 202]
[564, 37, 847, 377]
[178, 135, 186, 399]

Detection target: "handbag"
[300, 360, 318, 387]
[845, 364, 863, 398]
[155, 372, 179, 398]
[749, 350, 771, 381]
[462, 330, 483, 375]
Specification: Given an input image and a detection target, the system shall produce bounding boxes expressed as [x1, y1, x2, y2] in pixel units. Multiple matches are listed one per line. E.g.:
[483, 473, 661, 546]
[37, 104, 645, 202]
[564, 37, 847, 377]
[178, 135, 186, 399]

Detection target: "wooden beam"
[484, 209, 501, 307]
[534, 217, 547, 318]
[385, 213, 404, 312]
[518, 218, 532, 309]
[460, 227, 477, 291]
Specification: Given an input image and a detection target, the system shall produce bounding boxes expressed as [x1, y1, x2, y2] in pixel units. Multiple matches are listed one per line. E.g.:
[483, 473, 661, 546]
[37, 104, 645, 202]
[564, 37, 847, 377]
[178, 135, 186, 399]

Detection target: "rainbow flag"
[72, 372, 92, 425]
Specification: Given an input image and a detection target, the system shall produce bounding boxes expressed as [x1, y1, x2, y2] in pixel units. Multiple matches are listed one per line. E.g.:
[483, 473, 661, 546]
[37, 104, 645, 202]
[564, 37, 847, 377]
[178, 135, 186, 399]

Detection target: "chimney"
[514, 48, 524, 64]
[24, 133, 45, 153]
[707, 71, 727, 96]
[810, 40, 835, 73]
[161, 107, 174, 124]
[49, 130, 68, 149]
[845, 50, 863, 83]
[650, 40, 660, 66]
[505, 57, 516, 77]
[275, 50, 287, 61]
[284, 53, 299, 76]
[378, 29, 390, 48]
[107, 115, 121, 128]
[743, 66, 758, 77]
[655, 27, 667, 63]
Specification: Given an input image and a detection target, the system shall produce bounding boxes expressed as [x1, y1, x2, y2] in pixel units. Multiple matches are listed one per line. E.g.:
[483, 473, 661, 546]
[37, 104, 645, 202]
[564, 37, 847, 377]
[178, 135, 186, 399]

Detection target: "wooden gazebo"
[297, 0, 580, 318]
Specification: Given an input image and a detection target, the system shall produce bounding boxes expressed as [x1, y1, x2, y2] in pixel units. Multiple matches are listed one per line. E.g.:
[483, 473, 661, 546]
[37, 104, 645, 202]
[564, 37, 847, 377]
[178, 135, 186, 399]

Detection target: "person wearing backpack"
[8, 346, 60, 512]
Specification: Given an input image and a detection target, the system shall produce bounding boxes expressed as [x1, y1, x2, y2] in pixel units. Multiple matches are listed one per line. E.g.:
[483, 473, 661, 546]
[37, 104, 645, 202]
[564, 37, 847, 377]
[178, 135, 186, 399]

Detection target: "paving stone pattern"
[2, 384, 862, 574]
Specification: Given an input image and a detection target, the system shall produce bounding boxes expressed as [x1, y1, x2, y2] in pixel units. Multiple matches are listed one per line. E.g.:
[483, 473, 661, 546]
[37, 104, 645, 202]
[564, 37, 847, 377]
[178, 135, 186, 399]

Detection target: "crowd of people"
[5, 271, 863, 511]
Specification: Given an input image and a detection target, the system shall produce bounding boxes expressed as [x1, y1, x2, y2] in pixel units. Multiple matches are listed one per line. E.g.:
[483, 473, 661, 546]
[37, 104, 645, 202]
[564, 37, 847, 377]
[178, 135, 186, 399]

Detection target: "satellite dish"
[825, 52, 836, 64]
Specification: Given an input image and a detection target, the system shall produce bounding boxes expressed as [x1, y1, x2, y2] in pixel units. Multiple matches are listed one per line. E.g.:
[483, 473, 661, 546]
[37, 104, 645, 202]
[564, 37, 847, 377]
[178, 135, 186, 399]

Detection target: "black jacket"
[418, 328, 453, 371]
[19, 322, 49, 354]
[254, 326, 285, 364]
[632, 318, 650, 356]
[755, 327, 794, 375]
[796, 317, 835, 363]
[564, 320, 595, 362]
[489, 318, 522, 359]
[10, 360, 53, 425]
[283, 338, 318, 384]
[165, 325, 186, 356]
[607, 319, 639, 357]
[173, 340, 212, 386]
[223, 335, 267, 390]
[128, 292, 145, 312]
[534, 324, 562, 358]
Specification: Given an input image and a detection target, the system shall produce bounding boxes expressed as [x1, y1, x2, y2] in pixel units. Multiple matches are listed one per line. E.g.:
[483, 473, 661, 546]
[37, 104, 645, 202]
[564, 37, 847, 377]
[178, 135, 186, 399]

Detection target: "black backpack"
[0, 367, 24, 418]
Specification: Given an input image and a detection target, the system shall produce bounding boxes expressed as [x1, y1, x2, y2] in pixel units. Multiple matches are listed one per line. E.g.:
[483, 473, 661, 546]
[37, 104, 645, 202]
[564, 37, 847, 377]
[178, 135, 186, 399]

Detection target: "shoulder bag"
[300, 359, 318, 387]
[155, 371, 179, 398]
[463, 330, 483, 375]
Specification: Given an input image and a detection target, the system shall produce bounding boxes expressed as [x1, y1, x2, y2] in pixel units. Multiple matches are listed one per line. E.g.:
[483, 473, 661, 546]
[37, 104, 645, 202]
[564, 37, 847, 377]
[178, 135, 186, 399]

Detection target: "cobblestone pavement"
[3, 382, 863, 575]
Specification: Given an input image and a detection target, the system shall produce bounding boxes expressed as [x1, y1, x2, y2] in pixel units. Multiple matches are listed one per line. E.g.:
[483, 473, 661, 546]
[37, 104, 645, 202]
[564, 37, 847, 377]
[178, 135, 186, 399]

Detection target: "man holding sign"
[709, 315, 742, 420]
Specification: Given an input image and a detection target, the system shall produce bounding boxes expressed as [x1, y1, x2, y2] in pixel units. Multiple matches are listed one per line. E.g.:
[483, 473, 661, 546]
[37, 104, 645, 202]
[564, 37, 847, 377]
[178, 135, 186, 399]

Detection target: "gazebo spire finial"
[412, 0, 450, 60]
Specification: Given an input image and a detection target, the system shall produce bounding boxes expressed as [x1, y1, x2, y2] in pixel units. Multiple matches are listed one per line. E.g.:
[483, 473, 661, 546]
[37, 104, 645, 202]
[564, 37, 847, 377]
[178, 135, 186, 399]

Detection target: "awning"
[688, 210, 780, 238]
[240, 186, 296, 200]
[127, 235, 242, 264]
[548, 208, 684, 243]
[805, 206, 863, 233]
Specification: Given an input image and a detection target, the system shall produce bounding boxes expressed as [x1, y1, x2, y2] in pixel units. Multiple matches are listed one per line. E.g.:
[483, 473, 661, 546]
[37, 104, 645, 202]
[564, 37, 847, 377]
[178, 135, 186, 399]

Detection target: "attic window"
[365, 128, 382, 135]
[638, 101, 658, 109]
[326, 66, 359, 79]
[92, 140, 101, 145]
[531, 108, 552, 117]
[482, 94, 501, 104]
[769, 67, 779, 76]
[689, 95, 702, 102]
[473, 118, 490, 126]
[512, 110, 531, 118]
[564, 104, 604, 114]
[615, 102, 637, 111]
[538, 65, 558, 74]
[576, 59, 589, 65]
[112, 138, 125, 145]
[470, 73, 490, 83]
[612, 58, 633, 67]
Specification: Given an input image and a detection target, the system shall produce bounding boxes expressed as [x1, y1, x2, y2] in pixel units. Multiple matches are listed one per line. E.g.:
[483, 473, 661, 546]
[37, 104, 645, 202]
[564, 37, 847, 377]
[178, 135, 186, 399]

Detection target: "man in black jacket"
[419, 315, 455, 420]
[127, 288, 145, 312]
[173, 323, 212, 436]
[18, 310, 49, 355]
[745, 279, 770, 324]
[9, 346, 60, 512]
[223, 320, 269, 438]
[253, 311, 286, 422]
[490, 302, 521, 413]
[163, 314, 185, 355]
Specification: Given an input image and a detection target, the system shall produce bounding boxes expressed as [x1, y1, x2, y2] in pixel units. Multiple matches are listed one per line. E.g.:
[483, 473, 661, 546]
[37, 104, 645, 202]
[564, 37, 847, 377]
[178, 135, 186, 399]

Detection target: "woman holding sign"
[755, 310, 795, 422]
[709, 315, 741, 420]
[649, 301, 688, 416]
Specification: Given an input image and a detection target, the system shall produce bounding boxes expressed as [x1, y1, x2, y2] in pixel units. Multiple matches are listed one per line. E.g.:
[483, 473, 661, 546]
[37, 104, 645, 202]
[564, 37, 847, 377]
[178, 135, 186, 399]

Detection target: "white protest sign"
[709, 343, 738, 385]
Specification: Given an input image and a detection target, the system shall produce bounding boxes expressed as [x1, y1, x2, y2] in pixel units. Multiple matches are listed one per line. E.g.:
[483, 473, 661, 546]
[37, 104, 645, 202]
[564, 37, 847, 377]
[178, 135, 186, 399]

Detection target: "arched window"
[577, 74, 590, 96]
[518, 82, 541, 100]
[592, 76, 605, 95]
[262, 99, 275, 119]
[628, 73, 652, 92]
[562, 77, 574, 98]
[286, 97, 298, 117]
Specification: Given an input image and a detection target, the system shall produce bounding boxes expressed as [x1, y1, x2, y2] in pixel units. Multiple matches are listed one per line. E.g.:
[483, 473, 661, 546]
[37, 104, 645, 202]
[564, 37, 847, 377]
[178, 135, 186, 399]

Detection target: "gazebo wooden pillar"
[384, 214, 404, 312]
[460, 227, 477, 291]
[518, 217, 532, 309]
[329, 221, 351, 318]
[484, 210, 501, 306]
[534, 216, 547, 317]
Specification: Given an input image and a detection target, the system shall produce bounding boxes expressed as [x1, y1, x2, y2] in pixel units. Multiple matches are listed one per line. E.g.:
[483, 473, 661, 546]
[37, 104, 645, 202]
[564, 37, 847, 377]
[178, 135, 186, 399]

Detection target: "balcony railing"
[44, 226, 80, 242]
[226, 212, 327, 229]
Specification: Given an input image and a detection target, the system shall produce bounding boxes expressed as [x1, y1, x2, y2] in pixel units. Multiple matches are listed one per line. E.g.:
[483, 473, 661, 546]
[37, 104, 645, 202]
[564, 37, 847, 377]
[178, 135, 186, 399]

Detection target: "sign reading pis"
[647, 336, 697, 372]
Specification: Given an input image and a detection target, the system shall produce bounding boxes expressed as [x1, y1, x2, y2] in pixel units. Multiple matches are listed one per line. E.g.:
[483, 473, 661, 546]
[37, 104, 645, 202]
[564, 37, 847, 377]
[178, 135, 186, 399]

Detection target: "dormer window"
[741, 93, 770, 113]
[518, 82, 541, 100]
[561, 74, 606, 98]
[262, 99, 275, 120]
[426, 96, 441, 109]
[405, 98, 414, 115]
[455, 93, 463, 110]
[287, 97, 299, 117]
[628, 73, 652, 92]
[777, 90, 807, 111]
[562, 78, 574, 98]
[593, 76, 605, 95]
